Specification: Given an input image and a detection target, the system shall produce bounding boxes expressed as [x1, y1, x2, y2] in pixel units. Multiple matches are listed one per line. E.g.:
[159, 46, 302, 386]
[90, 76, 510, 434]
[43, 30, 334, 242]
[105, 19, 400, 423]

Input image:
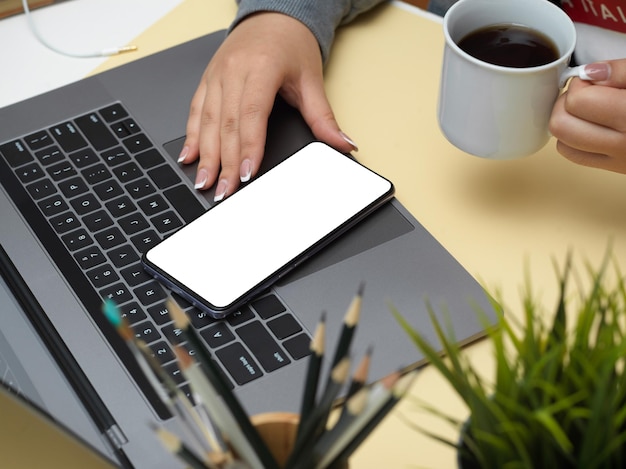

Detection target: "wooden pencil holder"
[251, 412, 349, 469]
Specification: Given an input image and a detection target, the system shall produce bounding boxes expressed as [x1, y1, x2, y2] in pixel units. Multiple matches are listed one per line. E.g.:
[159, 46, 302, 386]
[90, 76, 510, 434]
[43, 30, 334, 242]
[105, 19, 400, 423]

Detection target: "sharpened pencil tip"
[166, 298, 189, 329]
[102, 299, 122, 327]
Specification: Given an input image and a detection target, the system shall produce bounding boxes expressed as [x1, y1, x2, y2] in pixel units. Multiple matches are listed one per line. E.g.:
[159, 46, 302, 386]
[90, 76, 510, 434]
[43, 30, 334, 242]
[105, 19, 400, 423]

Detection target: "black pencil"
[319, 370, 418, 469]
[167, 299, 279, 469]
[330, 283, 364, 368]
[345, 345, 373, 401]
[287, 356, 351, 469]
[297, 311, 326, 434]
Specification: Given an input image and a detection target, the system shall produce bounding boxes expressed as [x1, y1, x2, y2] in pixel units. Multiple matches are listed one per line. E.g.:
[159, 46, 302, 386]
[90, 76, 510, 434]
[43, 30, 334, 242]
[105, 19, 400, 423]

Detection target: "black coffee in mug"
[457, 23, 559, 68]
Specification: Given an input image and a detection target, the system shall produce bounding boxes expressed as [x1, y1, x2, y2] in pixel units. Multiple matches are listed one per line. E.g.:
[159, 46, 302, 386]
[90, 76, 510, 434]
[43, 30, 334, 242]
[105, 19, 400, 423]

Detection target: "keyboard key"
[74, 245, 106, 270]
[200, 323, 235, 349]
[26, 178, 57, 200]
[132, 320, 162, 344]
[138, 194, 168, 216]
[100, 103, 128, 123]
[122, 133, 152, 154]
[215, 343, 262, 385]
[95, 226, 125, 249]
[121, 263, 152, 287]
[62, 228, 93, 251]
[69, 148, 98, 168]
[0, 140, 33, 167]
[251, 295, 286, 319]
[226, 305, 255, 327]
[126, 178, 156, 200]
[119, 212, 149, 235]
[118, 301, 147, 325]
[148, 302, 176, 326]
[149, 341, 176, 366]
[83, 210, 113, 232]
[148, 165, 181, 189]
[100, 283, 133, 304]
[59, 176, 88, 198]
[47, 161, 77, 181]
[50, 122, 87, 153]
[136, 148, 164, 169]
[134, 281, 167, 306]
[75, 113, 117, 151]
[70, 193, 101, 215]
[35, 145, 64, 166]
[82, 163, 112, 185]
[38, 194, 68, 217]
[111, 118, 139, 138]
[267, 314, 302, 340]
[93, 180, 124, 201]
[50, 212, 81, 234]
[24, 130, 53, 150]
[101, 147, 131, 167]
[283, 333, 313, 360]
[164, 185, 205, 223]
[105, 196, 136, 218]
[113, 162, 142, 183]
[16, 162, 45, 183]
[108, 244, 139, 268]
[187, 307, 216, 330]
[236, 321, 291, 372]
[151, 211, 182, 233]
[87, 264, 120, 288]
[162, 360, 185, 384]
[130, 230, 161, 253]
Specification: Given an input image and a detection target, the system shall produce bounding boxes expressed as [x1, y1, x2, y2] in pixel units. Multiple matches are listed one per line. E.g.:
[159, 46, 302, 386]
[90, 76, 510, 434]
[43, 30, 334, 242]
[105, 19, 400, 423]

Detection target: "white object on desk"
[0, 0, 183, 109]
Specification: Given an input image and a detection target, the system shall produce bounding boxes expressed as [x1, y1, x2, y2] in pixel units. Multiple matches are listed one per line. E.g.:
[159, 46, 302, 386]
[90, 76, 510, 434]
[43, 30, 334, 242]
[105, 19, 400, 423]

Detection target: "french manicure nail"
[213, 179, 228, 202]
[340, 131, 359, 151]
[177, 145, 189, 163]
[240, 159, 252, 183]
[581, 62, 611, 81]
[194, 168, 208, 190]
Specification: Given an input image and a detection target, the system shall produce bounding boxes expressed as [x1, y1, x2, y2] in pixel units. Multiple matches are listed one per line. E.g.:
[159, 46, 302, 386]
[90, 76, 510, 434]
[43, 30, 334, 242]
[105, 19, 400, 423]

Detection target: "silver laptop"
[0, 30, 492, 468]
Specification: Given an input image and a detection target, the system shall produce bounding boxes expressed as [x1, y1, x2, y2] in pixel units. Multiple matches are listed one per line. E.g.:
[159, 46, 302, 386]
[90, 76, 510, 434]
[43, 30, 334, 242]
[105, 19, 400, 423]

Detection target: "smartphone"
[142, 142, 394, 319]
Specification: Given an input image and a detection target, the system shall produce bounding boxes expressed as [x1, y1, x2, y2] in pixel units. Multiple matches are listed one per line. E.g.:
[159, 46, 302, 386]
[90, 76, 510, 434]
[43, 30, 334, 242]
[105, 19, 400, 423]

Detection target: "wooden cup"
[251, 412, 349, 469]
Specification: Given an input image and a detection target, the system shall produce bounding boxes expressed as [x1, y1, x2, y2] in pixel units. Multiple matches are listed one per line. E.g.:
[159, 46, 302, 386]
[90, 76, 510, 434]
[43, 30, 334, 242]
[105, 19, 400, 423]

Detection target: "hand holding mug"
[550, 59, 626, 174]
[438, 0, 590, 159]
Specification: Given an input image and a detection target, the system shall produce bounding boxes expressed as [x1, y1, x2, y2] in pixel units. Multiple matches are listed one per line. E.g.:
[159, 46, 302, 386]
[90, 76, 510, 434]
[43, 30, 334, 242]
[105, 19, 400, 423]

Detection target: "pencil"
[152, 423, 213, 469]
[287, 357, 351, 469]
[297, 311, 326, 434]
[330, 283, 364, 368]
[317, 370, 419, 469]
[167, 299, 279, 469]
[310, 385, 370, 465]
[103, 300, 220, 458]
[345, 345, 373, 401]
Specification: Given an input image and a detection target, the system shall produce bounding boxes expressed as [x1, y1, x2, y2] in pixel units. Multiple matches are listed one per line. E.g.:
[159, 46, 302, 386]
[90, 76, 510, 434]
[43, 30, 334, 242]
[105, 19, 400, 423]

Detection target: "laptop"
[0, 29, 493, 468]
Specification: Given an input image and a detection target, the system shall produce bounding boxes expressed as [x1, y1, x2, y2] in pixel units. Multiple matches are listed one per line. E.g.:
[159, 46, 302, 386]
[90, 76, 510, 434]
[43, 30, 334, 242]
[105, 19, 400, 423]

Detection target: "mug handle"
[560, 64, 592, 87]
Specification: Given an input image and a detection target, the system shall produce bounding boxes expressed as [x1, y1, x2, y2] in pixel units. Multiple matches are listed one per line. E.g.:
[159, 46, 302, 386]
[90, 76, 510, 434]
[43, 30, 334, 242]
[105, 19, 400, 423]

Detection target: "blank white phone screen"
[144, 142, 393, 311]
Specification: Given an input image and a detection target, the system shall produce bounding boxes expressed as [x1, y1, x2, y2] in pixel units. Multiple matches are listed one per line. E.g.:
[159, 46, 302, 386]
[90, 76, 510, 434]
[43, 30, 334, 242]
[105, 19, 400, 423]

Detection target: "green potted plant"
[392, 253, 626, 468]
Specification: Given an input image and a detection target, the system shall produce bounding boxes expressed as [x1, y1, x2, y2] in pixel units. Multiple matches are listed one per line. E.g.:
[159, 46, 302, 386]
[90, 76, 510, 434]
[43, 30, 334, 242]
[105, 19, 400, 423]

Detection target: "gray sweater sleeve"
[231, 0, 388, 63]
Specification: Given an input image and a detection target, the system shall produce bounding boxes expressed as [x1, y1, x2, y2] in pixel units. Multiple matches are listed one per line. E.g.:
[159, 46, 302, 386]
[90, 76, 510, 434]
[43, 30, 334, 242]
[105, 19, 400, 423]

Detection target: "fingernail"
[581, 62, 611, 81]
[340, 131, 359, 151]
[213, 179, 228, 202]
[240, 159, 252, 183]
[194, 168, 208, 190]
[177, 145, 189, 163]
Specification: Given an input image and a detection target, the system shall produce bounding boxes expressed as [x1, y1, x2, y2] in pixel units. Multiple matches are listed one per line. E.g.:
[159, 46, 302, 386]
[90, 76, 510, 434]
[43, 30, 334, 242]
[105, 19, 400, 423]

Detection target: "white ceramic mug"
[438, 0, 579, 159]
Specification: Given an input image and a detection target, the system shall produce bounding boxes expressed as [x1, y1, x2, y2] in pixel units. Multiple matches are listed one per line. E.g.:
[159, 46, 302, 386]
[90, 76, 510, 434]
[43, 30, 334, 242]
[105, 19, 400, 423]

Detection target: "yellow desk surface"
[90, 1, 626, 467]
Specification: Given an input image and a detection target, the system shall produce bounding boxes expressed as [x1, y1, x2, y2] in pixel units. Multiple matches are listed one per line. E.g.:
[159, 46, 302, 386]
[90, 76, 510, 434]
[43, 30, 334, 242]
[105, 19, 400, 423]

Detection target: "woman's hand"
[180, 12, 357, 201]
[550, 60, 626, 174]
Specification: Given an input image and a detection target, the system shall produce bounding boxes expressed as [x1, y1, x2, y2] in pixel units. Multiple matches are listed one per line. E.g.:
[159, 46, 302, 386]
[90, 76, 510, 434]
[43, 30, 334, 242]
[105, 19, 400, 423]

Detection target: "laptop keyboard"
[0, 102, 311, 419]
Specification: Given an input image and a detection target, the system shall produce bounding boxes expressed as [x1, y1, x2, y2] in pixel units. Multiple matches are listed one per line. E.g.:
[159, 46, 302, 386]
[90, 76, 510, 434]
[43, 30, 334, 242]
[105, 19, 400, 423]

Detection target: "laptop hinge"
[105, 424, 129, 449]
